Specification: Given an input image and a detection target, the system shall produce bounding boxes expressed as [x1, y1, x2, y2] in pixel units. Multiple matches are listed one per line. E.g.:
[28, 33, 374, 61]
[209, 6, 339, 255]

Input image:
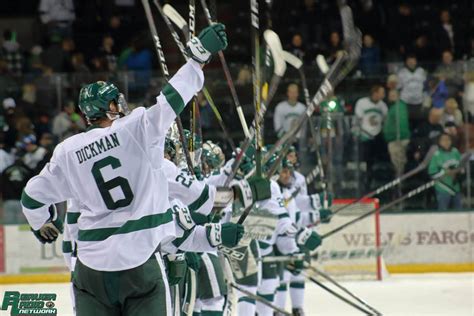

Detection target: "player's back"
[55, 107, 174, 271]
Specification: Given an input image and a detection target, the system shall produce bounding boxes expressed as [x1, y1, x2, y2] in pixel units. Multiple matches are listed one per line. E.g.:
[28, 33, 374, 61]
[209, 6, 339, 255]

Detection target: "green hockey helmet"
[78, 81, 129, 121]
[202, 141, 224, 170]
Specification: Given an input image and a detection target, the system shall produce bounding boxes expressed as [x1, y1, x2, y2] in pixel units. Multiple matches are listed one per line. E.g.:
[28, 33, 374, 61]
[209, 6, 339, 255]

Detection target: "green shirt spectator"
[383, 98, 410, 142]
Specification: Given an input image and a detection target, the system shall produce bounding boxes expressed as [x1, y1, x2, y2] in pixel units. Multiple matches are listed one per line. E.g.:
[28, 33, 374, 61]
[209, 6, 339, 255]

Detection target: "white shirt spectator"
[39, 0, 75, 24]
[23, 146, 47, 170]
[354, 96, 388, 140]
[397, 66, 426, 105]
[273, 100, 306, 138]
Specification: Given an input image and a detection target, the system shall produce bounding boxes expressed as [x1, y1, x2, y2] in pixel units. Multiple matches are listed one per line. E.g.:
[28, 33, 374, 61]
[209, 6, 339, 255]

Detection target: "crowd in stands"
[1, 0, 474, 217]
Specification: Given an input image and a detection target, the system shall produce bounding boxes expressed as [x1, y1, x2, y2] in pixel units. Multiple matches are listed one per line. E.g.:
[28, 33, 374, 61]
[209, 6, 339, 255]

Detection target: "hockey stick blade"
[163, 4, 189, 33]
[316, 54, 329, 74]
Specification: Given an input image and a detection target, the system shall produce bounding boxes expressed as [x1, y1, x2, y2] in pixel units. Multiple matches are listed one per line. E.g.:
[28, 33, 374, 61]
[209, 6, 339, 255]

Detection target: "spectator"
[435, 10, 460, 57]
[325, 31, 343, 64]
[1, 158, 31, 224]
[0, 132, 14, 173]
[288, 33, 306, 62]
[359, 34, 381, 77]
[38, 0, 75, 40]
[397, 54, 426, 126]
[464, 72, 474, 118]
[387, 3, 415, 58]
[428, 133, 462, 210]
[444, 121, 461, 149]
[125, 35, 152, 98]
[52, 101, 85, 141]
[386, 74, 398, 91]
[353, 84, 388, 188]
[428, 75, 448, 109]
[441, 98, 463, 127]
[434, 50, 463, 97]
[19, 134, 47, 171]
[42, 37, 75, 72]
[273, 83, 306, 141]
[410, 108, 445, 160]
[413, 34, 437, 63]
[196, 91, 213, 131]
[1, 29, 23, 76]
[99, 34, 118, 72]
[383, 89, 410, 177]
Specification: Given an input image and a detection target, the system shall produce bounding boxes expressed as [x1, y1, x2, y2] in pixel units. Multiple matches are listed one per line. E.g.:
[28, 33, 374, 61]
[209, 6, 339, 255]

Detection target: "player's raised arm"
[146, 23, 228, 135]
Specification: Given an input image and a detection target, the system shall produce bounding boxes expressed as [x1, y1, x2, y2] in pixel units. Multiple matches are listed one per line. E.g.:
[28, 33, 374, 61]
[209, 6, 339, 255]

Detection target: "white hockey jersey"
[22, 60, 204, 271]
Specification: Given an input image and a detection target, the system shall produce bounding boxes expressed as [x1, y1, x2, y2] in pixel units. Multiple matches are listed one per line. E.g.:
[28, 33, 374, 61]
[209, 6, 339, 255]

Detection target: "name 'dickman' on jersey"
[75, 133, 120, 164]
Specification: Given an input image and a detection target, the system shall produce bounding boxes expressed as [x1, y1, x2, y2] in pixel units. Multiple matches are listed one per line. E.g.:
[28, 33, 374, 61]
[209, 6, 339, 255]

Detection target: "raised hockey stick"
[223, 29, 286, 187]
[323, 151, 472, 239]
[304, 264, 382, 315]
[280, 50, 330, 205]
[141, 0, 195, 175]
[296, 269, 375, 315]
[264, 2, 362, 161]
[330, 145, 438, 218]
[316, 54, 330, 74]
[159, 2, 238, 153]
[200, 0, 250, 138]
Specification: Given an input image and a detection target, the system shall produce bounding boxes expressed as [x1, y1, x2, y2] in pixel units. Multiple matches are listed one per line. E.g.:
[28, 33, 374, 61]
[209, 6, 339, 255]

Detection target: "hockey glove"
[319, 208, 333, 224]
[205, 223, 244, 247]
[287, 258, 304, 275]
[171, 200, 196, 231]
[166, 253, 188, 286]
[32, 205, 64, 244]
[186, 23, 228, 64]
[185, 252, 201, 272]
[296, 228, 322, 251]
[231, 177, 271, 209]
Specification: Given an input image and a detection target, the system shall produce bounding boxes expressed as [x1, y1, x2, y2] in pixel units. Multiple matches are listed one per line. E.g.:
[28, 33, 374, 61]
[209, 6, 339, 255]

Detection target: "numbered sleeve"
[163, 159, 216, 217]
[145, 60, 204, 139]
[21, 146, 73, 230]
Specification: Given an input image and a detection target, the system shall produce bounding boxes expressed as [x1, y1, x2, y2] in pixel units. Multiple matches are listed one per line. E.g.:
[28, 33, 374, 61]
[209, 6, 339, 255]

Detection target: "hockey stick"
[296, 269, 375, 315]
[141, 0, 195, 175]
[159, 2, 238, 153]
[330, 145, 438, 218]
[230, 283, 291, 315]
[323, 151, 472, 239]
[181, 268, 197, 315]
[304, 264, 382, 315]
[280, 50, 330, 206]
[223, 29, 286, 187]
[200, 0, 250, 138]
[264, 3, 361, 161]
[261, 253, 308, 263]
[316, 54, 330, 74]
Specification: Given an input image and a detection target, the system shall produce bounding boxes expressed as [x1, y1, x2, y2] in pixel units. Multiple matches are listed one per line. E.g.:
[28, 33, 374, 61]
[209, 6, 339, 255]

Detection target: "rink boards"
[0, 208, 472, 283]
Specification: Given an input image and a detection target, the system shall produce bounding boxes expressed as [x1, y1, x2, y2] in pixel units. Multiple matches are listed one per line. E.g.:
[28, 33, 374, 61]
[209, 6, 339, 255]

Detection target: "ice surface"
[0, 273, 472, 315]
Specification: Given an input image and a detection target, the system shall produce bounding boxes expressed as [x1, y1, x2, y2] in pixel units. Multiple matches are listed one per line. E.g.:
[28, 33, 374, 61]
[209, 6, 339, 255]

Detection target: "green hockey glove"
[221, 222, 244, 247]
[32, 205, 63, 244]
[185, 252, 201, 272]
[186, 23, 228, 63]
[319, 208, 333, 224]
[296, 228, 322, 251]
[166, 253, 188, 286]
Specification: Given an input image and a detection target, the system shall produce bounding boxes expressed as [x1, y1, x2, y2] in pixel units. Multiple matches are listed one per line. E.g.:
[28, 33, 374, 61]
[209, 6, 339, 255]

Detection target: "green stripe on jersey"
[67, 212, 81, 224]
[62, 241, 73, 253]
[78, 209, 173, 242]
[163, 84, 185, 115]
[188, 185, 210, 212]
[238, 296, 256, 304]
[21, 190, 45, 209]
[289, 281, 305, 289]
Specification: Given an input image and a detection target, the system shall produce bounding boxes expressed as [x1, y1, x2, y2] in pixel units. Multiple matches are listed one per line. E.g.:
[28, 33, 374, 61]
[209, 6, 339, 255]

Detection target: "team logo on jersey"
[1, 291, 57, 315]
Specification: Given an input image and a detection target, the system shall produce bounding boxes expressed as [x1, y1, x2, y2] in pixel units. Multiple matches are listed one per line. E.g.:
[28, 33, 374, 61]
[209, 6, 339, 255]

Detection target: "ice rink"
[0, 273, 472, 315]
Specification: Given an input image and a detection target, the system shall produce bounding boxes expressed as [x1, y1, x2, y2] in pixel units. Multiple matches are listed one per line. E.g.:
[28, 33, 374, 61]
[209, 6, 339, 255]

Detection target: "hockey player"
[22, 23, 228, 316]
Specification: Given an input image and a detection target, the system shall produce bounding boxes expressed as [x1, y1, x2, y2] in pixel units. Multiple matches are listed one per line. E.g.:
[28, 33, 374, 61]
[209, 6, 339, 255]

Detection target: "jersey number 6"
[92, 156, 134, 210]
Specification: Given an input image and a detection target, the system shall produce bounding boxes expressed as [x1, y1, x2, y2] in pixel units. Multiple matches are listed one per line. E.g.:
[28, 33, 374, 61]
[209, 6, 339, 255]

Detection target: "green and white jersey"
[22, 60, 204, 271]
[354, 97, 387, 141]
[257, 181, 297, 255]
[162, 159, 216, 217]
